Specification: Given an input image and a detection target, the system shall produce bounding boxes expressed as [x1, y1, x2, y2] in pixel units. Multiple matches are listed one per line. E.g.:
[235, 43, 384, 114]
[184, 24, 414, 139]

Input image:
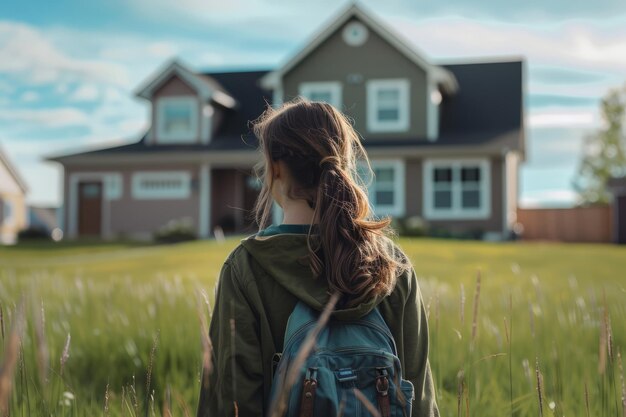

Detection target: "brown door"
[78, 182, 102, 237]
[618, 196, 626, 244]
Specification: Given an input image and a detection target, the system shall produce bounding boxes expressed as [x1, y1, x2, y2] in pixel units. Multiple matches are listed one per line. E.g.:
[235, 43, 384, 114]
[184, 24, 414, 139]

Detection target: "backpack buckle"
[301, 368, 318, 417]
[305, 367, 318, 381]
[376, 368, 389, 396]
[375, 368, 391, 417]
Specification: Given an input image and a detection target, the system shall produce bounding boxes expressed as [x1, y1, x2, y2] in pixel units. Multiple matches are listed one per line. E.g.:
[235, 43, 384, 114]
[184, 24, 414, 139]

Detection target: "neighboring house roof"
[260, 3, 458, 93]
[0, 144, 28, 193]
[134, 59, 238, 109]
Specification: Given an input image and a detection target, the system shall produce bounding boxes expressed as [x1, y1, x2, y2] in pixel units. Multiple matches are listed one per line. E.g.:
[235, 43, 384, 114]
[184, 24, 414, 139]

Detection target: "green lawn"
[0, 238, 624, 416]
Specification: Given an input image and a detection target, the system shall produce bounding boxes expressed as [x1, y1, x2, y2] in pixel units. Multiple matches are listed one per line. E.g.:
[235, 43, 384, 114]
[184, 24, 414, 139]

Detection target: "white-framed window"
[104, 174, 123, 200]
[132, 171, 191, 200]
[299, 82, 342, 108]
[366, 79, 410, 133]
[1, 199, 14, 226]
[423, 159, 491, 220]
[360, 160, 405, 217]
[156, 96, 199, 143]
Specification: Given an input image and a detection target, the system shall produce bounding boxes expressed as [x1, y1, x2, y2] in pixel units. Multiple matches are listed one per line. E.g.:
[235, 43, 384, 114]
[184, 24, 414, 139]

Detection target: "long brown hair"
[252, 98, 408, 307]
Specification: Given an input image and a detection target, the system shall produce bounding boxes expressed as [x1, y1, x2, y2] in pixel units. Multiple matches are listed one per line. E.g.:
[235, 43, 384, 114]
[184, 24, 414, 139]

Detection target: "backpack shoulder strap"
[355, 306, 398, 355]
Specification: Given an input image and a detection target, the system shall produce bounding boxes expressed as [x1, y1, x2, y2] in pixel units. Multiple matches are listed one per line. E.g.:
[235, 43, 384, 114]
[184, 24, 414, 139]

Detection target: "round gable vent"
[342, 21, 368, 47]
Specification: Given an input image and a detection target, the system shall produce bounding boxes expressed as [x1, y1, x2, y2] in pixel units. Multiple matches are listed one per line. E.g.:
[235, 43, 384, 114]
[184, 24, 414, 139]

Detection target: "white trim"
[259, 4, 458, 93]
[299, 81, 342, 108]
[156, 96, 199, 143]
[131, 171, 191, 200]
[368, 159, 405, 217]
[342, 21, 369, 46]
[0, 145, 28, 193]
[426, 73, 440, 141]
[135, 59, 237, 108]
[68, 172, 123, 238]
[211, 90, 237, 109]
[366, 79, 410, 133]
[504, 151, 519, 232]
[502, 155, 507, 237]
[423, 158, 491, 220]
[273, 81, 283, 107]
[200, 104, 214, 145]
[199, 163, 211, 238]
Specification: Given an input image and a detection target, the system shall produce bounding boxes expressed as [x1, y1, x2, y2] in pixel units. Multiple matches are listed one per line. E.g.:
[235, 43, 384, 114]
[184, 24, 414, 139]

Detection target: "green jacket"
[197, 230, 439, 417]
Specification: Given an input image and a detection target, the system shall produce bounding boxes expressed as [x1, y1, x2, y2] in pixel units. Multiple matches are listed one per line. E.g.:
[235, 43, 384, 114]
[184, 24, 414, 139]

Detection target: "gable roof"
[47, 70, 273, 162]
[260, 3, 458, 93]
[134, 59, 237, 109]
[0, 144, 28, 193]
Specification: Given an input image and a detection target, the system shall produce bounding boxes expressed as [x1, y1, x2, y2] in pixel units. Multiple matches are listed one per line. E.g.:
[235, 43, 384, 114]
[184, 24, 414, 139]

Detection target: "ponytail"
[253, 98, 408, 306]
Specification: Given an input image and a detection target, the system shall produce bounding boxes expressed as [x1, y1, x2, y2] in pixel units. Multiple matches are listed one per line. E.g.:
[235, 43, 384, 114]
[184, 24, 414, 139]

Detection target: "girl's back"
[196, 99, 439, 417]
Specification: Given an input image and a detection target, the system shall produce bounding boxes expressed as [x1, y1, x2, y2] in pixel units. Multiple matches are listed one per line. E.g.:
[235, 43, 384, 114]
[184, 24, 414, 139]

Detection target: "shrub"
[391, 216, 429, 237]
[153, 217, 197, 244]
[428, 227, 484, 240]
[17, 226, 51, 241]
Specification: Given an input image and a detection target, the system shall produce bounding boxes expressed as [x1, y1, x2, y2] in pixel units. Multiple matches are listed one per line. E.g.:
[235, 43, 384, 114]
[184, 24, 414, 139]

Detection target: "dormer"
[261, 4, 457, 141]
[135, 60, 237, 145]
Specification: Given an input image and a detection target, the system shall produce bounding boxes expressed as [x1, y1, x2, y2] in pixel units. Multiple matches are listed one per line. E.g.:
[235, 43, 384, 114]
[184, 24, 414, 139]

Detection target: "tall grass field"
[0, 238, 624, 416]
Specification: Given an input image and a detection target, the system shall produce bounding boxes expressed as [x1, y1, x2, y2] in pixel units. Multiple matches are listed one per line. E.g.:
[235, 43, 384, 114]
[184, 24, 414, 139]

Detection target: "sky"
[1, 0, 626, 208]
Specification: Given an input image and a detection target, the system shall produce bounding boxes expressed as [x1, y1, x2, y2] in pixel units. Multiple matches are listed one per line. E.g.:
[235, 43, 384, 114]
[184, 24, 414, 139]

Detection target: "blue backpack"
[268, 301, 414, 417]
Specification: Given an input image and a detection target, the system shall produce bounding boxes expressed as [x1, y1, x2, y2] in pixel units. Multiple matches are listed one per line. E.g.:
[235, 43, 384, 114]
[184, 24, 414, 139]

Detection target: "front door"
[78, 181, 102, 237]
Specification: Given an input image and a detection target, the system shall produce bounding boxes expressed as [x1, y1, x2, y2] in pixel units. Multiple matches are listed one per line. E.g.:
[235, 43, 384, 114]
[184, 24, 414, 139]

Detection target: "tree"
[573, 85, 626, 205]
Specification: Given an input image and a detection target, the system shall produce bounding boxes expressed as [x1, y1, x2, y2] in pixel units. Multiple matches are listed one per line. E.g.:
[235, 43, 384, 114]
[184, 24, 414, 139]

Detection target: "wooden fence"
[516, 206, 612, 243]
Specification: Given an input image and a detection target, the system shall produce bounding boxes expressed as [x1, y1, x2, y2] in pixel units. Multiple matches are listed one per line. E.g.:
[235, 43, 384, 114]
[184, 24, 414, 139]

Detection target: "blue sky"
[1, 0, 626, 207]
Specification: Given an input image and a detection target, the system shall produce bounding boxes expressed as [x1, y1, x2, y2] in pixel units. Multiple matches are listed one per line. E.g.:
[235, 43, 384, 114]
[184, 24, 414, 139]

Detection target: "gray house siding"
[282, 17, 429, 140]
[404, 156, 504, 235]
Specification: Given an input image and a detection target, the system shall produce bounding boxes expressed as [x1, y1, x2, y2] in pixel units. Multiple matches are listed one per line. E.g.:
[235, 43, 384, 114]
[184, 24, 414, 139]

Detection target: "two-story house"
[48, 4, 524, 240]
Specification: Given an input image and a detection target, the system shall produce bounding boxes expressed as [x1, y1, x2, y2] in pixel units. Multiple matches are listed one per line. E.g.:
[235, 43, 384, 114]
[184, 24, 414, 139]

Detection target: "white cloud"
[19, 91, 40, 102]
[0, 21, 130, 87]
[146, 41, 178, 59]
[126, 0, 315, 22]
[103, 87, 125, 102]
[526, 107, 600, 128]
[0, 107, 90, 128]
[527, 82, 611, 99]
[388, 15, 626, 83]
[55, 83, 69, 94]
[519, 189, 579, 208]
[69, 84, 100, 102]
[0, 79, 14, 93]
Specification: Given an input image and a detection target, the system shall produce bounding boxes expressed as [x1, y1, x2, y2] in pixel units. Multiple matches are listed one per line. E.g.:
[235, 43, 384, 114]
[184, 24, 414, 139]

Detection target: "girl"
[197, 98, 438, 417]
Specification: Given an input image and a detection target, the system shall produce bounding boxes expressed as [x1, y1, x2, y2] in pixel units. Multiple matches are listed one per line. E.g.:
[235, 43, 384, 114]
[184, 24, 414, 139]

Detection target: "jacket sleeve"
[404, 268, 439, 417]
[197, 260, 265, 417]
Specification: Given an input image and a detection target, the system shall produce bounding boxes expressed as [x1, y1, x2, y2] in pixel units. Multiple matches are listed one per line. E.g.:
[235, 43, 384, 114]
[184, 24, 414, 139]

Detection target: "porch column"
[199, 163, 211, 238]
